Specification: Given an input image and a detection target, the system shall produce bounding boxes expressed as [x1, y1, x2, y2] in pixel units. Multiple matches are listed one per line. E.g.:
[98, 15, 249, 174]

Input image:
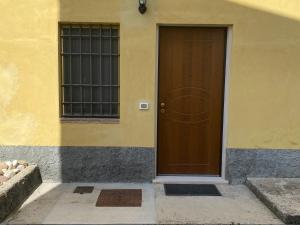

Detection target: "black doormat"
[96, 189, 142, 207]
[164, 184, 222, 196]
[73, 186, 94, 194]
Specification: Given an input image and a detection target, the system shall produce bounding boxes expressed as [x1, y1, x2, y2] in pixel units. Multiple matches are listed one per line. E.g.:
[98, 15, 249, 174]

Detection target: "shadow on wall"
[57, 0, 300, 183]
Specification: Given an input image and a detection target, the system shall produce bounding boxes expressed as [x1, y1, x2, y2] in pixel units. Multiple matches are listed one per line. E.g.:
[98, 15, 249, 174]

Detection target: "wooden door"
[157, 27, 226, 175]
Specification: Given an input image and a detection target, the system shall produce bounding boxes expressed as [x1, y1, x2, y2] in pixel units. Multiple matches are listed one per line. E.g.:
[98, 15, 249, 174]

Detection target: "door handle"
[160, 102, 166, 113]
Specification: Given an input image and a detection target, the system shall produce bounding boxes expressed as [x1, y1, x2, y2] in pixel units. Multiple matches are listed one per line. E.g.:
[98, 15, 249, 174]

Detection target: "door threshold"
[153, 176, 228, 184]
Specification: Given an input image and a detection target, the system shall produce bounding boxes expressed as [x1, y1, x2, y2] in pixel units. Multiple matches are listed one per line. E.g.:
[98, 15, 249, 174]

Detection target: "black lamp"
[138, 0, 147, 14]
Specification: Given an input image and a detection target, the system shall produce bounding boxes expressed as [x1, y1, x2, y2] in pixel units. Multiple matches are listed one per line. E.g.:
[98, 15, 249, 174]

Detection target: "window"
[60, 24, 119, 118]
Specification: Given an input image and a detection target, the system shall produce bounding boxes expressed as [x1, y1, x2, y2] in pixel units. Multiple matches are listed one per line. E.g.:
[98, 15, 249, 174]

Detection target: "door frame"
[154, 24, 232, 180]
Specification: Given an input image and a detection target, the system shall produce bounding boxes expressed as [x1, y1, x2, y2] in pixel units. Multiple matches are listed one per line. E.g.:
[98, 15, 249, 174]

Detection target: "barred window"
[60, 24, 119, 118]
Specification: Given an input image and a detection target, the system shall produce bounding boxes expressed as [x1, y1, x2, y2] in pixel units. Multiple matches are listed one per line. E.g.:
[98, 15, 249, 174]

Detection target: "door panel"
[157, 27, 226, 175]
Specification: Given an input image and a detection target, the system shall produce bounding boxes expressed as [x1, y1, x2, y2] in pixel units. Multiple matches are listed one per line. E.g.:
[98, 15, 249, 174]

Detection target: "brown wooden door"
[157, 27, 226, 175]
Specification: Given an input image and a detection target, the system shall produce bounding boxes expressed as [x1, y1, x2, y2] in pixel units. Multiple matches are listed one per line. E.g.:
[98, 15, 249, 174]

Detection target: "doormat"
[164, 184, 221, 196]
[73, 186, 94, 194]
[96, 189, 142, 207]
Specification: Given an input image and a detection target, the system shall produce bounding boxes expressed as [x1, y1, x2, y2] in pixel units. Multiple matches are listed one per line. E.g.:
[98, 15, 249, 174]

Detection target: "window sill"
[60, 117, 120, 124]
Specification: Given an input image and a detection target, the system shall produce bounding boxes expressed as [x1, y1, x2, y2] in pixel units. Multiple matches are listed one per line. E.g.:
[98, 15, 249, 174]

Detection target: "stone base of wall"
[226, 148, 300, 184]
[1, 146, 299, 184]
[0, 146, 155, 183]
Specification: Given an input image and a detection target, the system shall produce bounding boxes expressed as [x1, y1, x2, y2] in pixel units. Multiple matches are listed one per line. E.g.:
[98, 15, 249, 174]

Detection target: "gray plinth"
[0, 146, 155, 182]
[226, 148, 300, 184]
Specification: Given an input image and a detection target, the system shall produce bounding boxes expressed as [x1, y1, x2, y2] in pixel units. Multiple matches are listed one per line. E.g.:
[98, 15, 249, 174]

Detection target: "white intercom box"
[139, 102, 149, 110]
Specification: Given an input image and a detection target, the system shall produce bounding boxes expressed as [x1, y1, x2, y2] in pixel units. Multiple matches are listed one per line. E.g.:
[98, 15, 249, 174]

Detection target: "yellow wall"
[0, 0, 300, 149]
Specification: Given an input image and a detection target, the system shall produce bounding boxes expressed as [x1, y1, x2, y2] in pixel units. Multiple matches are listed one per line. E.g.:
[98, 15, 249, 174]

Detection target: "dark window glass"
[60, 24, 119, 118]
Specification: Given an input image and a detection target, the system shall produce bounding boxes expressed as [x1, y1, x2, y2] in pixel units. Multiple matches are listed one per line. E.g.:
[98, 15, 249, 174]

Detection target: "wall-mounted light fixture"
[138, 0, 147, 14]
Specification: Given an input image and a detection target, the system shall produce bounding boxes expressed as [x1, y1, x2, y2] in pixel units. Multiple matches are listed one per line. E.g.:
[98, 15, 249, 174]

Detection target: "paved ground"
[155, 183, 281, 224]
[6, 183, 282, 224]
[247, 178, 300, 224]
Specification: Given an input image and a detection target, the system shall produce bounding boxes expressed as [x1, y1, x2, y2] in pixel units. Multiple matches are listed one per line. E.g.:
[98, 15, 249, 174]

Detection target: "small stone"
[12, 160, 18, 168]
[5, 161, 13, 170]
[13, 168, 20, 174]
[18, 160, 29, 167]
[4, 170, 15, 179]
[0, 162, 8, 170]
[16, 164, 25, 171]
[0, 175, 9, 183]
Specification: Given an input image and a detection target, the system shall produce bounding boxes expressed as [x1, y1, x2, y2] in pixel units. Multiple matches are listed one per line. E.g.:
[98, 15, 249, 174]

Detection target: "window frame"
[58, 22, 120, 121]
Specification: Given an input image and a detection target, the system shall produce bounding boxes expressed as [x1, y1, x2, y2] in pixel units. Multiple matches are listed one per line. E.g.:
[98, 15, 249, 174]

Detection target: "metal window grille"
[60, 24, 119, 118]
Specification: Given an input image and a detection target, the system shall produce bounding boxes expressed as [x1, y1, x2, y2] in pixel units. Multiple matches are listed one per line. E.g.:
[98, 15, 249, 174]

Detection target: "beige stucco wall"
[0, 0, 300, 149]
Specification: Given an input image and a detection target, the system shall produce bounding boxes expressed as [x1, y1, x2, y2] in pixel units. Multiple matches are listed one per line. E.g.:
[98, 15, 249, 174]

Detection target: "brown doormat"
[96, 189, 142, 207]
[73, 186, 94, 194]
